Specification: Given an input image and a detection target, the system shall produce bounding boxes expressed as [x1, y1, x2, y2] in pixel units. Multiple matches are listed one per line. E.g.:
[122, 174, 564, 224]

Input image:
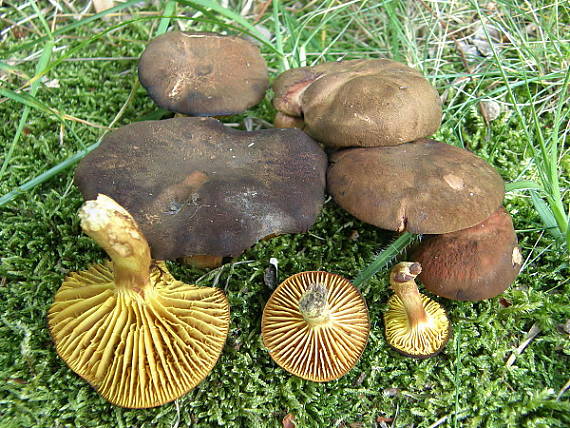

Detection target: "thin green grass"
[0, 0, 569, 427]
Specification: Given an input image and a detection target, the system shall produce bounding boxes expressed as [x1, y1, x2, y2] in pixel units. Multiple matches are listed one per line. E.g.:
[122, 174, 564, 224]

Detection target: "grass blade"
[0, 41, 54, 180]
[530, 191, 563, 242]
[352, 232, 415, 287]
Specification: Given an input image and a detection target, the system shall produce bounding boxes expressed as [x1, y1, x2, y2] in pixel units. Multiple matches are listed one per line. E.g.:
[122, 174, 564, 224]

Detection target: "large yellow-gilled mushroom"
[262, 271, 369, 382]
[48, 194, 230, 408]
[384, 262, 450, 358]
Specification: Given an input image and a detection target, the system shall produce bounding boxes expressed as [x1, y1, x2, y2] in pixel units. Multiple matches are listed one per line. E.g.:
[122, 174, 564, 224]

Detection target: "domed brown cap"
[48, 195, 230, 408]
[272, 59, 442, 148]
[262, 271, 369, 382]
[412, 207, 522, 301]
[75, 117, 327, 260]
[139, 31, 268, 116]
[327, 138, 505, 234]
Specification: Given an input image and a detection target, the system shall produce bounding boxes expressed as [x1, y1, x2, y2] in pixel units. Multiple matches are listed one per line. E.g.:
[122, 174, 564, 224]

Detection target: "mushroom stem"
[78, 194, 151, 292]
[298, 282, 330, 326]
[389, 262, 427, 328]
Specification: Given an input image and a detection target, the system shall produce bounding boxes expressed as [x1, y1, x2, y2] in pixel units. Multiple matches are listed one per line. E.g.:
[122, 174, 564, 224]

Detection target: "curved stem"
[79, 194, 151, 291]
[389, 262, 427, 327]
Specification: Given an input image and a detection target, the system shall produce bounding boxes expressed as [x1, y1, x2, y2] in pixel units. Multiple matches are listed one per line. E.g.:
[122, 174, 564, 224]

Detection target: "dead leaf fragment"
[93, 0, 114, 14]
[282, 413, 295, 428]
[480, 99, 502, 122]
[558, 320, 570, 335]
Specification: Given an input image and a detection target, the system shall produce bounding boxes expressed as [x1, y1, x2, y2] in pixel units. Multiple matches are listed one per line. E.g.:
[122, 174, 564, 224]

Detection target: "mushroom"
[48, 194, 230, 408]
[384, 262, 450, 358]
[412, 207, 522, 301]
[274, 112, 305, 130]
[139, 31, 269, 116]
[75, 117, 327, 262]
[272, 59, 442, 148]
[262, 271, 369, 382]
[327, 138, 505, 234]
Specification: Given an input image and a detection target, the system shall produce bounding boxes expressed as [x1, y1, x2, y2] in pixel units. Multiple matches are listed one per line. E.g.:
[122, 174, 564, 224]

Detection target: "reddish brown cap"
[327, 138, 505, 234]
[272, 59, 442, 148]
[139, 31, 268, 116]
[412, 207, 522, 301]
[75, 117, 327, 260]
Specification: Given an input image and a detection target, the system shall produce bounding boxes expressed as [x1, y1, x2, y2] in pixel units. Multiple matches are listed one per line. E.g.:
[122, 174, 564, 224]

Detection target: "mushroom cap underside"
[262, 271, 369, 382]
[327, 138, 505, 234]
[413, 207, 522, 301]
[75, 117, 327, 260]
[139, 31, 268, 116]
[384, 293, 450, 358]
[48, 261, 230, 408]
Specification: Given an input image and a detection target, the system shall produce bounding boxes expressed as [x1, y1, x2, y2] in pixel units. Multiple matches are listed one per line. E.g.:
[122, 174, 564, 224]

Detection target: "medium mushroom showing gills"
[262, 271, 369, 382]
[74, 117, 327, 262]
[272, 59, 442, 148]
[48, 195, 230, 408]
[139, 31, 269, 116]
[384, 262, 450, 358]
[327, 138, 505, 234]
[412, 207, 522, 301]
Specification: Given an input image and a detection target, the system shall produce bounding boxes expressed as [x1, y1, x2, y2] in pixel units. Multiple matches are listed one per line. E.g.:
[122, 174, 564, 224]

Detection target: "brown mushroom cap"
[139, 31, 269, 116]
[274, 112, 305, 130]
[48, 195, 229, 408]
[272, 59, 442, 148]
[412, 207, 522, 301]
[327, 138, 505, 234]
[75, 117, 327, 260]
[262, 271, 369, 382]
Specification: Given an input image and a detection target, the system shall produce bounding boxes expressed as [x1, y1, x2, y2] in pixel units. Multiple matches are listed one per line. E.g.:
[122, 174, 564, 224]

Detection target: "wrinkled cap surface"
[139, 31, 269, 116]
[75, 117, 327, 259]
[413, 207, 522, 301]
[327, 138, 505, 234]
[272, 59, 442, 148]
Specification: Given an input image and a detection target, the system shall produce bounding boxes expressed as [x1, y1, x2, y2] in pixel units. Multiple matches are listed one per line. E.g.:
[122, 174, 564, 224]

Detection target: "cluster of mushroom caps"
[47, 31, 522, 409]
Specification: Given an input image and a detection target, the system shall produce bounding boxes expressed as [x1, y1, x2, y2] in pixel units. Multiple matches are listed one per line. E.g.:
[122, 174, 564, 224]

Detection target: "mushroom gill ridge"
[49, 261, 229, 408]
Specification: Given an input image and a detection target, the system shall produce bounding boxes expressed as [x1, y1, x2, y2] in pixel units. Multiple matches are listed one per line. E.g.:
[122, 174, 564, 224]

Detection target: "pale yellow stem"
[78, 194, 151, 292]
[389, 262, 427, 327]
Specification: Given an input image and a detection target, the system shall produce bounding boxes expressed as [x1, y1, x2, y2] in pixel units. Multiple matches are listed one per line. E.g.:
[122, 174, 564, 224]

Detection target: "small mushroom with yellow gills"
[384, 262, 450, 358]
[48, 194, 230, 408]
[262, 271, 369, 382]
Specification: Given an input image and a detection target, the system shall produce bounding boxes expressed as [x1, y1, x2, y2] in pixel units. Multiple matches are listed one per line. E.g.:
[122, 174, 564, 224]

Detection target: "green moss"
[0, 1, 568, 427]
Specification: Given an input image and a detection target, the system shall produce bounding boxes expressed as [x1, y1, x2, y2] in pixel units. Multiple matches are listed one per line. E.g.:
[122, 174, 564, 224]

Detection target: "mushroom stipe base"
[48, 261, 230, 409]
[262, 271, 369, 382]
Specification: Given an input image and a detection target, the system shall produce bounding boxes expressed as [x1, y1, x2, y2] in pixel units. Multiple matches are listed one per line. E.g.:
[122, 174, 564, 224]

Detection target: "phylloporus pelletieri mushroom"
[272, 59, 442, 148]
[412, 207, 522, 301]
[139, 31, 268, 116]
[48, 194, 230, 408]
[75, 117, 327, 267]
[327, 138, 505, 234]
[384, 262, 450, 358]
[262, 271, 369, 382]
